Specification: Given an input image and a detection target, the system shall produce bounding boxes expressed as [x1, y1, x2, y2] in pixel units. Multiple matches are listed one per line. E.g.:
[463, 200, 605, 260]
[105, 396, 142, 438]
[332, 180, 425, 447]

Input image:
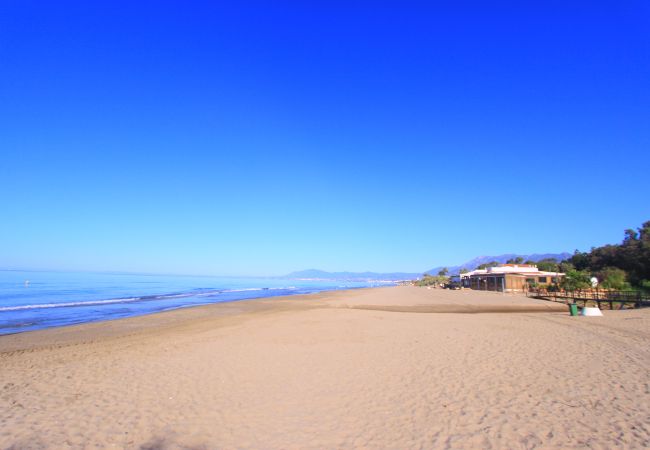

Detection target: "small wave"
[222, 288, 265, 293]
[0, 290, 224, 312]
[0, 286, 303, 313]
[0, 297, 140, 312]
[0, 321, 38, 329]
[221, 287, 298, 293]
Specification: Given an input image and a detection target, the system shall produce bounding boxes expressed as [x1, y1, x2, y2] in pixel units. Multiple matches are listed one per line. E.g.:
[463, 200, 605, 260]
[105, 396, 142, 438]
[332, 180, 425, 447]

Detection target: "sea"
[0, 270, 391, 335]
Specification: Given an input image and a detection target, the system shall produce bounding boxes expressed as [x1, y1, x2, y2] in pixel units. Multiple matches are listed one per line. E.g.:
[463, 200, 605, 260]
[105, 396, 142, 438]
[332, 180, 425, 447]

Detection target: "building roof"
[461, 264, 564, 278]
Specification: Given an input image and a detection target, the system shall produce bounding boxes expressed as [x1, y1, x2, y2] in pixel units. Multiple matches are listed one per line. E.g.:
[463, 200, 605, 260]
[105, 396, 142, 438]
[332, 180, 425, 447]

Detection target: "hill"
[283, 253, 571, 281]
[282, 269, 420, 281]
[426, 252, 571, 275]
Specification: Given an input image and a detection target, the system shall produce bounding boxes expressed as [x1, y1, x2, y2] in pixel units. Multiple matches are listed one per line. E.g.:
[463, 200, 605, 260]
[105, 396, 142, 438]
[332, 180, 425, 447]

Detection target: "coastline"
[0, 286, 561, 353]
[0, 286, 377, 353]
[0, 271, 380, 336]
[2, 286, 649, 448]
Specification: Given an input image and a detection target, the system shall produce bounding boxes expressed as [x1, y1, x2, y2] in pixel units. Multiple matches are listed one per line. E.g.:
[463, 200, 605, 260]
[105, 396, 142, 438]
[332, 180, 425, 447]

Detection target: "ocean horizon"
[0, 270, 391, 335]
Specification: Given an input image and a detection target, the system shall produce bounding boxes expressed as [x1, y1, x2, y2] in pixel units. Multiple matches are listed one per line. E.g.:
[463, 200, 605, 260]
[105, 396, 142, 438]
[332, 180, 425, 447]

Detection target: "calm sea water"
[0, 270, 389, 335]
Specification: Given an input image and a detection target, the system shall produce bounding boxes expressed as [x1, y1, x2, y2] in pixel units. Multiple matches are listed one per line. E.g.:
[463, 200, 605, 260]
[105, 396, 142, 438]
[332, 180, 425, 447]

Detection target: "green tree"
[415, 273, 448, 287]
[569, 249, 592, 271]
[640, 280, 650, 293]
[506, 256, 524, 264]
[438, 267, 449, 276]
[561, 269, 592, 290]
[597, 267, 630, 290]
[536, 258, 559, 272]
[477, 261, 500, 270]
[558, 261, 575, 273]
[567, 220, 650, 287]
[415, 274, 435, 287]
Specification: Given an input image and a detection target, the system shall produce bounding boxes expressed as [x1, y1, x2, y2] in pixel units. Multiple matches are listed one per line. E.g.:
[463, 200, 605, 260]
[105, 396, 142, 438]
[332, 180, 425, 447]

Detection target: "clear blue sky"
[1, 2, 649, 276]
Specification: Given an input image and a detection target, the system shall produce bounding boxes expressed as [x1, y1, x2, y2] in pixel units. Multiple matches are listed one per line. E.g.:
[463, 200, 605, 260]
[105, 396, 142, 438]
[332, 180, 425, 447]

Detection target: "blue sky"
[1, 2, 649, 276]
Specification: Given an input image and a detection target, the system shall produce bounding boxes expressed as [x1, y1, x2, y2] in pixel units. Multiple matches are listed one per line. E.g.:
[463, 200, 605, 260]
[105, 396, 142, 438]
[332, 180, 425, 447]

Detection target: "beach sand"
[1, 286, 649, 449]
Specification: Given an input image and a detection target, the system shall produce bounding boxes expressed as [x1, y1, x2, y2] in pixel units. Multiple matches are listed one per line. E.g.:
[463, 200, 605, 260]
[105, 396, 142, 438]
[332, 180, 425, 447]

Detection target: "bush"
[415, 274, 448, 287]
[536, 259, 560, 272]
[639, 280, 650, 293]
[547, 283, 561, 292]
[597, 267, 631, 290]
[561, 269, 592, 290]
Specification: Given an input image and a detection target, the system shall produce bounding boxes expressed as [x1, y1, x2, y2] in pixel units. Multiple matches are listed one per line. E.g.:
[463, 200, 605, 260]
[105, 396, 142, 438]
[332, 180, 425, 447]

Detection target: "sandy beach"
[1, 286, 649, 449]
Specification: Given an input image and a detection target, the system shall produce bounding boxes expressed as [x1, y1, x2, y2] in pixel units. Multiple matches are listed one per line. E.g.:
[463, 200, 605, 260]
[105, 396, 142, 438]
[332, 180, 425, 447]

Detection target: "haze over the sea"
[1, 3, 648, 276]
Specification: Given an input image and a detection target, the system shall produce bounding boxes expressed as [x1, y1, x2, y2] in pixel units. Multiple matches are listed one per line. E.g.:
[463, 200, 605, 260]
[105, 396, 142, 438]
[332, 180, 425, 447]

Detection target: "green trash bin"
[569, 304, 579, 316]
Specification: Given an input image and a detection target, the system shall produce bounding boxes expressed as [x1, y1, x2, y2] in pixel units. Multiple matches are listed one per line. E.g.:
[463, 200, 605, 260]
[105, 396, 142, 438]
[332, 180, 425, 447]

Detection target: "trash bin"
[568, 304, 578, 316]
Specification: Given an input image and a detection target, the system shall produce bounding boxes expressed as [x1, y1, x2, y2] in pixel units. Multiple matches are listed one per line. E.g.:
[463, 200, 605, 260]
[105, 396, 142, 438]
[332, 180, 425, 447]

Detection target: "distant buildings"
[459, 264, 564, 293]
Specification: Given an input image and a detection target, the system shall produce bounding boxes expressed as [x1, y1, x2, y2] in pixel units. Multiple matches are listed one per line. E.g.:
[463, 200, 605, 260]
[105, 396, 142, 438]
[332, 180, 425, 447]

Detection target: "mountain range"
[283, 269, 420, 281]
[283, 253, 571, 281]
[425, 253, 572, 276]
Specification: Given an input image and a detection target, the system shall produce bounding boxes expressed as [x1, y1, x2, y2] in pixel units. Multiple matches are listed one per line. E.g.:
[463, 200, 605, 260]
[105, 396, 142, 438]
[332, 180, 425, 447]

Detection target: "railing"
[526, 288, 650, 310]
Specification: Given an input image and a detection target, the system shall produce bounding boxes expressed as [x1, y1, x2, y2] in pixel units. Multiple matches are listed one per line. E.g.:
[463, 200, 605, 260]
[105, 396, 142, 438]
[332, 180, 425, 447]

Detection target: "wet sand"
[2, 286, 649, 449]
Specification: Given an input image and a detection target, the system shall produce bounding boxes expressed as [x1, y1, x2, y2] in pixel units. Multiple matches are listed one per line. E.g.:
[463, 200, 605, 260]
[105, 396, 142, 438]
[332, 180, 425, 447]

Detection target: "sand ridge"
[1, 286, 649, 449]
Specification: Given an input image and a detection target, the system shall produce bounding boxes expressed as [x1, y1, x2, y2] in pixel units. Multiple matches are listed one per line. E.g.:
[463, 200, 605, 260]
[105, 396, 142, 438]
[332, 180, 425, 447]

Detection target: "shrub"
[561, 269, 591, 290]
[597, 267, 631, 290]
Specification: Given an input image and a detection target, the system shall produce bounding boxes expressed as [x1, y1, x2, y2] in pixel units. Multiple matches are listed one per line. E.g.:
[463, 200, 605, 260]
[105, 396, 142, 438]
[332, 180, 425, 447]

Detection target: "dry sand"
[1, 286, 649, 449]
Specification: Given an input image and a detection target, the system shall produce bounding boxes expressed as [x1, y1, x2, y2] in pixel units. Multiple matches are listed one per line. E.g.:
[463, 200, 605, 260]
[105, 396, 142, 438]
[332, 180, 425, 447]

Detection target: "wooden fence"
[526, 288, 650, 310]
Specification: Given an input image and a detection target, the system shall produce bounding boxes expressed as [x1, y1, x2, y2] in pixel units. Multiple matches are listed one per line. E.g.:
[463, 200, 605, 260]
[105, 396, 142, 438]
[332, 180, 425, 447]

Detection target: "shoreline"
[0, 284, 384, 342]
[0, 286, 563, 353]
[0, 286, 378, 353]
[0, 271, 382, 337]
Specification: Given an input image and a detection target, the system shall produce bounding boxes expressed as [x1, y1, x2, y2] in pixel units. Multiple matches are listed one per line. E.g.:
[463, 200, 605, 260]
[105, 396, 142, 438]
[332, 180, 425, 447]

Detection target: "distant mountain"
[284, 252, 571, 281]
[426, 252, 571, 275]
[282, 269, 420, 281]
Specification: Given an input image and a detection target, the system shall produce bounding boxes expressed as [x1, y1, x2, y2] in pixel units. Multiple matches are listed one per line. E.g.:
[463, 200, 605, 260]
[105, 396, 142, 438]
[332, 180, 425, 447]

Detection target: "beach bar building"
[461, 264, 563, 293]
